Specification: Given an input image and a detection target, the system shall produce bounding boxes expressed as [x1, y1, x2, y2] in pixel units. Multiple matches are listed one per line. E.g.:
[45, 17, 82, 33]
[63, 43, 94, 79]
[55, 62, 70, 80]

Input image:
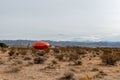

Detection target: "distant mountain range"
[1, 40, 120, 47]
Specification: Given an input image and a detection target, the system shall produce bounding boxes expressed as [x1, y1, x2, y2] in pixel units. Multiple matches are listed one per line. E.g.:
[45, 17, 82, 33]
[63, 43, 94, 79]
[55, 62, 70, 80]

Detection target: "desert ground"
[0, 46, 120, 80]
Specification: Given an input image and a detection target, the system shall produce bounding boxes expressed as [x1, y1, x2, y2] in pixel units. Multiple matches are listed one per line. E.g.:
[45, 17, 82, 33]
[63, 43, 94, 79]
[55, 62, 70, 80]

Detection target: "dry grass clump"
[78, 71, 100, 80]
[55, 51, 81, 62]
[8, 47, 28, 57]
[100, 49, 120, 65]
[4, 65, 22, 73]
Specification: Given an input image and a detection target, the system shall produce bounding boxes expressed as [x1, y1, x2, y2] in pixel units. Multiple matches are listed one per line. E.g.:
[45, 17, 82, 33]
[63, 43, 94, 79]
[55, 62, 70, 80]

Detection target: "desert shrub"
[0, 43, 8, 48]
[55, 48, 81, 61]
[18, 49, 28, 55]
[101, 50, 120, 65]
[95, 50, 102, 56]
[25, 61, 34, 66]
[51, 59, 58, 64]
[94, 71, 107, 79]
[91, 68, 99, 71]
[44, 48, 50, 53]
[53, 48, 60, 53]
[24, 57, 32, 60]
[34, 57, 45, 64]
[45, 64, 57, 69]
[55, 53, 65, 61]
[9, 67, 20, 73]
[36, 51, 46, 56]
[59, 71, 75, 80]
[8, 49, 16, 56]
[31, 48, 38, 54]
[68, 52, 81, 61]
[73, 60, 82, 65]
[76, 49, 87, 55]
[16, 48, 27, 55]
[15, 60, 23, 64]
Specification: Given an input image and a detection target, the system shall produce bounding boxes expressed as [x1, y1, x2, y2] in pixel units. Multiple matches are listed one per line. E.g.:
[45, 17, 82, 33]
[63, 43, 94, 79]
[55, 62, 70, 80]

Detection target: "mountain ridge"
[0, 40, 120, 47]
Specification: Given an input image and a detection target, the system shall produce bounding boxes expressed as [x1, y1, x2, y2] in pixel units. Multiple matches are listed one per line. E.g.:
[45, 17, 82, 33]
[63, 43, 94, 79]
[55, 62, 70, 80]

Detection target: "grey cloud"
[0, 0, 120, 41]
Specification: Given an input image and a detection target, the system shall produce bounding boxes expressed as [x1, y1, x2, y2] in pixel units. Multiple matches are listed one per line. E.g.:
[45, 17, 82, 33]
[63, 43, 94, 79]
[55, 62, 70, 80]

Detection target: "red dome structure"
[32, 41, 50, 50]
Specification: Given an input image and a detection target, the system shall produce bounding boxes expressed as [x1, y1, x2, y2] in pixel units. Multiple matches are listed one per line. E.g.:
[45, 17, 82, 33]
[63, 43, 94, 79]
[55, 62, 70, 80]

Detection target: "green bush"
[0, 43, 8, 48]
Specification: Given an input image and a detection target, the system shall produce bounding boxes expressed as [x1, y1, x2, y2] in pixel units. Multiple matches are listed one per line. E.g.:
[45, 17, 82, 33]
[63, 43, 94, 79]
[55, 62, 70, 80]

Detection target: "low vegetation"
[101, 49, 120, 65]
[0, 43, 8, 48]
[0, 46, 120, 80]
[59, 71, 75, 80]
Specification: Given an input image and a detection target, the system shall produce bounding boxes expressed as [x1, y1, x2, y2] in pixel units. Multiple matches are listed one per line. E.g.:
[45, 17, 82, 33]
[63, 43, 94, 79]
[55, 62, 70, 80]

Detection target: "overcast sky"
[0, 0, 120, 41]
